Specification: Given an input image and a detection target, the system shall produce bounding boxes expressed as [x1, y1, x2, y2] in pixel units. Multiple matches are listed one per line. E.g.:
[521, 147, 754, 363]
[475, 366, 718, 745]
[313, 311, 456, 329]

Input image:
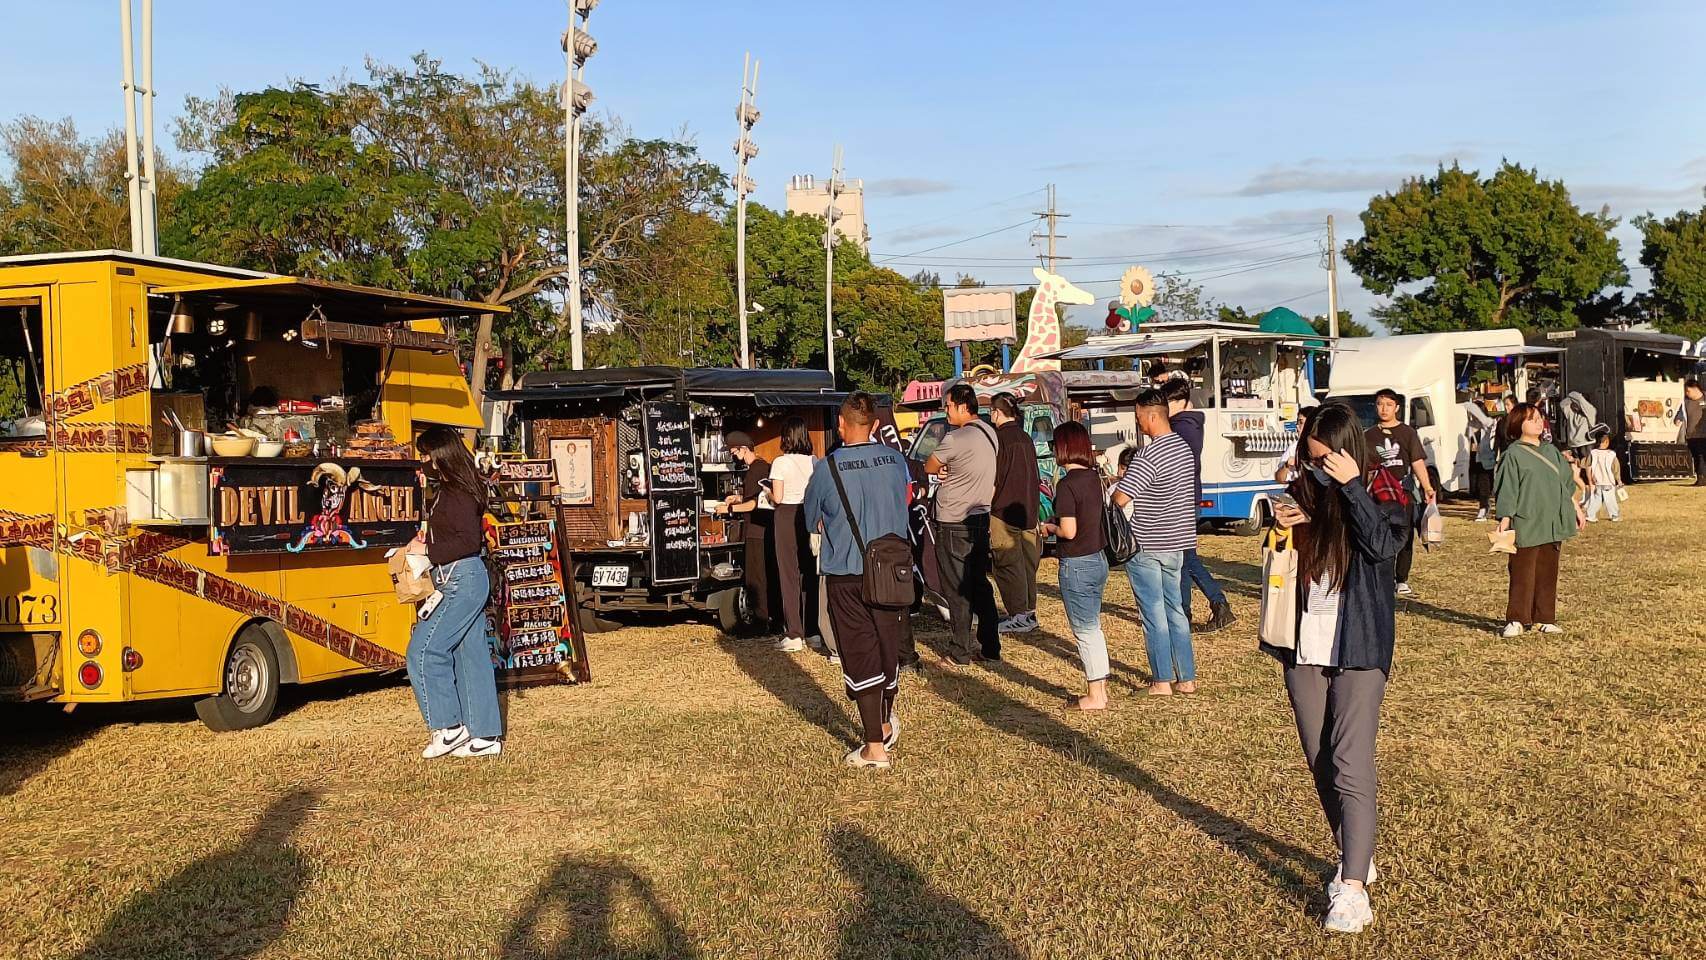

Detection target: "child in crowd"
[1583, 433, 1624, 523]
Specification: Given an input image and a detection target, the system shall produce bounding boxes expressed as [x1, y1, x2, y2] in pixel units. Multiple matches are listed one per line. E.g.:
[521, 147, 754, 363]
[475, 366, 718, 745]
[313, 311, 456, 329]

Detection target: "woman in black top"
[407, 426, 503, 759]
[1266, 403, 1408, 934]
[1040, 422, 1111, 710]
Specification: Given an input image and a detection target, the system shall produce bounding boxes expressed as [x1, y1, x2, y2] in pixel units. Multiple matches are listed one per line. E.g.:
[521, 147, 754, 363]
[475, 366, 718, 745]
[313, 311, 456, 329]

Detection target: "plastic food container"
[254, 440, 285, 458]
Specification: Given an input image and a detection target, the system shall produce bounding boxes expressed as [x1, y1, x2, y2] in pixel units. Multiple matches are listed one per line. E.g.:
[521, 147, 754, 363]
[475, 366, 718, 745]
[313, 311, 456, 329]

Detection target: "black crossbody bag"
[827, 455, 917, 609]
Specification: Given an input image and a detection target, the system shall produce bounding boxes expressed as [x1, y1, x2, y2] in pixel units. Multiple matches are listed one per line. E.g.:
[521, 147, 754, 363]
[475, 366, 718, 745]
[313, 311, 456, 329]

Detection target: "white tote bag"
[1258, 527, 1298, 650]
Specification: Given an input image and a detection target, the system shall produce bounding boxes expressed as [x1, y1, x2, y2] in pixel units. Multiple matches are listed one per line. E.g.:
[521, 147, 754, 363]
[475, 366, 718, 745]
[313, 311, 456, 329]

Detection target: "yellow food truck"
[0, 250, 499, 730]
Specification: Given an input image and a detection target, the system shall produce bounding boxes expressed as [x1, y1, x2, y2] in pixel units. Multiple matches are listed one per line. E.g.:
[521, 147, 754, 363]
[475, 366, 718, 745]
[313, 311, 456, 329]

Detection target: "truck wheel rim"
[227, 643, 269, 712]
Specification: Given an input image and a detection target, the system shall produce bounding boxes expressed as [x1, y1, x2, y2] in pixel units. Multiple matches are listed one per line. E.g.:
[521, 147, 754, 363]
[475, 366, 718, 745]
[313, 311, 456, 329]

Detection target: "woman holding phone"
[1265, 402, 1409, 934]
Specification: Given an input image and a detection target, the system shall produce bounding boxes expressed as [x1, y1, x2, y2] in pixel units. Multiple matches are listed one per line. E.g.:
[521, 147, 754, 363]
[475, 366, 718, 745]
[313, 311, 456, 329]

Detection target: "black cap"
[725, 430, 754, 449]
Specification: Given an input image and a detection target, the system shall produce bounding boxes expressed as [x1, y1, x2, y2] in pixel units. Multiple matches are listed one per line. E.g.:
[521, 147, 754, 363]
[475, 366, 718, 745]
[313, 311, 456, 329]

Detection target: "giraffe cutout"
[1011, 266, 1095, 373]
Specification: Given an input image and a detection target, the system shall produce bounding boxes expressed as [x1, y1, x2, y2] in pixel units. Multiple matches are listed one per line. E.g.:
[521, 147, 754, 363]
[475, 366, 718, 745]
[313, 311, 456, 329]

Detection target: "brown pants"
[1506, 542, 1561, 626]
[989, 517, 1040, 617]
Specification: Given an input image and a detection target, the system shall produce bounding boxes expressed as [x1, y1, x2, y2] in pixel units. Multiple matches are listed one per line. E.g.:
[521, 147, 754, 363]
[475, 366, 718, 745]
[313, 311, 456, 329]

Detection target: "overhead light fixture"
[169, 296, 196, 335]
[241, 309, 262, 341]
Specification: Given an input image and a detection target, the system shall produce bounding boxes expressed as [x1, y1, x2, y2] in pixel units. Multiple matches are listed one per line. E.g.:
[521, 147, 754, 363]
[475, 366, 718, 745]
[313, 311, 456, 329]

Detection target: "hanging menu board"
[649, 491, 701, 586]
[483, 516, 579, 679]
[643, 401, 700, 586]
[643, 401, 697, 492]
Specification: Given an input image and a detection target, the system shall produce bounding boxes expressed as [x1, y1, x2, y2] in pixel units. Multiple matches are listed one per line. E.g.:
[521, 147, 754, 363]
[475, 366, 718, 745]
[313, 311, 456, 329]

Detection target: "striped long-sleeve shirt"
[1114, 431, 1198, 553]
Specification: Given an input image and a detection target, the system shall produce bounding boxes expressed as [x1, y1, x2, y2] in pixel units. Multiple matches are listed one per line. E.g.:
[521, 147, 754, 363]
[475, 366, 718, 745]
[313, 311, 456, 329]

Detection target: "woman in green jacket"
[1493, 403, 1586, 638]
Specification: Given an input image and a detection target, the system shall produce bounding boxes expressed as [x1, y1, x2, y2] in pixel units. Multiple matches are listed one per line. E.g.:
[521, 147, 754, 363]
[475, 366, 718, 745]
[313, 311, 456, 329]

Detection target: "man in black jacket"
[988, 393, 1042, 635]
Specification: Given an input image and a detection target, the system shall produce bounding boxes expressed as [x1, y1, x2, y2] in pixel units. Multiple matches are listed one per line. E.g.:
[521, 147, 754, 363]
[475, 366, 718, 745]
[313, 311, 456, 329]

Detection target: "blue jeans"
[1180, 548, 1227, 620]
[1125, 550, 1195, 683]
[407, 555, 503, 739]
[1057, 552, 1111, 682]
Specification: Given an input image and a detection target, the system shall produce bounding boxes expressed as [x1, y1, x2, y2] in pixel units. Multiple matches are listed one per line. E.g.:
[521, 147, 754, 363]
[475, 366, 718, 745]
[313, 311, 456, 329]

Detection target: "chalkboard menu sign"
[484, 517, 576, 672]
[649, 491, 701, 586]
[644, 401, 697, 492]
[209, 460, 422, 556]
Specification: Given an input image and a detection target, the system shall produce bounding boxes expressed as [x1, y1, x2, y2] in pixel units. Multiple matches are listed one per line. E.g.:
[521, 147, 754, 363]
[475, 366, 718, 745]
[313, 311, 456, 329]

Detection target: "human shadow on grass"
[0, 705, 98, 798]
[829, 825, 1024, 960]
[1215, 557, 1506, 634]
[70, 788, 317, 960]
[933, 660, 1331, 901]
[721, 636, 862, 747]
[502, 855, 699, 960]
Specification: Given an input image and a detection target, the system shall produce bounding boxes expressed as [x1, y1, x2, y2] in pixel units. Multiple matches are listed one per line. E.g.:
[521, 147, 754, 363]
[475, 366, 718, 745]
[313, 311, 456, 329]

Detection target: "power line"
[912, 251, 1319, 288]
[873, 228, 1321, 268]
[873, 217, 1042, 262]
[868, 186, 1048, 238]
[1071, 220, 1323, 229]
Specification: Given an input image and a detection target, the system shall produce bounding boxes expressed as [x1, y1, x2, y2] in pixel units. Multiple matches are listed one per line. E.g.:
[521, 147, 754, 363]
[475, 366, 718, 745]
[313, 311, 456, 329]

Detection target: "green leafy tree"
[1, 116, 188, 255]
[1310, 310, 1374, 338]
[1344, 162, 1628, 333]
[1634, 195, 1706, 342]
[1151, 274, 1220, 325]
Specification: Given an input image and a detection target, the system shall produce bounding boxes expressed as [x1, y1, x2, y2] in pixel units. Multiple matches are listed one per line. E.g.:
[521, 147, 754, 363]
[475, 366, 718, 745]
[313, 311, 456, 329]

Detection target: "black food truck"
[1531, 327, 1702, 480]
[490, 367, 850, 633]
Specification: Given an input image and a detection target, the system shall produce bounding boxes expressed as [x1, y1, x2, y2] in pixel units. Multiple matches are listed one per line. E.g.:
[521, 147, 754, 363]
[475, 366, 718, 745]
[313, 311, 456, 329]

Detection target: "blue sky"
[5, 0, 1705, 330]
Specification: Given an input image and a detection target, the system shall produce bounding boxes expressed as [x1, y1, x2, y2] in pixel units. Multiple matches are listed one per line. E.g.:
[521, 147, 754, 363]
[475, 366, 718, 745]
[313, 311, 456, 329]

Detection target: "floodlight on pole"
[824, 144, 843, 380]
[563, 0, 602, 371]
[734, 52, 761, 368]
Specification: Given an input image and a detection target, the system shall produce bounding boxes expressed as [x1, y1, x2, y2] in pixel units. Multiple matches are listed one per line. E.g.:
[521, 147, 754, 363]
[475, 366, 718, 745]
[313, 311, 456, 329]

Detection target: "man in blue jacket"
[804, 392, 913, 769]
[1158, 377, 1236, 632]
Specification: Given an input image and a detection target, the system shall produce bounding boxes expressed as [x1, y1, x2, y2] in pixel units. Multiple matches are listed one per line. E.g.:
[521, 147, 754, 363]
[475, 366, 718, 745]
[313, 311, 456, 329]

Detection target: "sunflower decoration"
[1103, 265, 1158, 332]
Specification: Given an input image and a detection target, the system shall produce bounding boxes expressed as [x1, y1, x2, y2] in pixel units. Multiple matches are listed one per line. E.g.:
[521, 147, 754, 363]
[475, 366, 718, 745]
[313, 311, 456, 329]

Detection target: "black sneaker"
[1201, 600, 1238, 634]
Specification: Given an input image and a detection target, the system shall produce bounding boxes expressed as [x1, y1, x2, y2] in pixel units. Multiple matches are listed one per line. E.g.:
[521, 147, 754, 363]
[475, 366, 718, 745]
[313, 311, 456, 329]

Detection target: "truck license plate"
[591, 565, 629, 588]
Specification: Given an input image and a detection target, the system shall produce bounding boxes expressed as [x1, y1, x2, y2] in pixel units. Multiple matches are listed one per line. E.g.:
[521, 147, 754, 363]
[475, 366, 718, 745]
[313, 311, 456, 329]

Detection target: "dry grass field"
[3, 486, 1703, 960]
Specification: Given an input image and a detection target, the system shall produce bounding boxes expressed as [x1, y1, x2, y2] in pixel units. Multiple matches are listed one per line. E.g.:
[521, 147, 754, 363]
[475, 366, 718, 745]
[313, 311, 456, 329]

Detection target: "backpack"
[1102, 498, 1139, 566]
[827, 455, 917, 609]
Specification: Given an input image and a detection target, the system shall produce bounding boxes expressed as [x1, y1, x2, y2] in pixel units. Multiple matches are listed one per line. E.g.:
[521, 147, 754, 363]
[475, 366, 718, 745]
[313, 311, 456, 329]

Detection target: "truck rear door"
[0, 288, 64, 700]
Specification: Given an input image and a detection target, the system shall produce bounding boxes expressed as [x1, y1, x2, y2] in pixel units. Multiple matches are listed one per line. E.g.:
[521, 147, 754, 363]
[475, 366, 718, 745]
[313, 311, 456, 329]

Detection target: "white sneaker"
[1395, 582, 1414, 597]
[1328, 859, 1378, 899]
[1586, 516, 1597, 523]
[774, 636, 806, 652]
[1324, 886, 1374, 934]
[422, 725, 470, 759]
[1501, 621, 1524, 638]
[1610, 517, 1622, 523]
[1535, 623, 1562, 635]
[1474, 509, 1489, 522]
[451, 737, 503, 758]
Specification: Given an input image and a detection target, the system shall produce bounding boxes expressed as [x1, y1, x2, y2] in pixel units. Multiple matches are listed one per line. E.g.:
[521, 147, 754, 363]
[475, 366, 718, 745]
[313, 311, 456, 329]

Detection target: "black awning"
[754, 391, 848, 407]
[485, 383, 627, 402]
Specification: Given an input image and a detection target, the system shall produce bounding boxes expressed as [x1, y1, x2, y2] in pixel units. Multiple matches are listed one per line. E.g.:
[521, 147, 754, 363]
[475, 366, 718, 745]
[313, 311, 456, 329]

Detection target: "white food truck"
[1327, 330, 1563, 493]
[1044, 321, 1324, 533]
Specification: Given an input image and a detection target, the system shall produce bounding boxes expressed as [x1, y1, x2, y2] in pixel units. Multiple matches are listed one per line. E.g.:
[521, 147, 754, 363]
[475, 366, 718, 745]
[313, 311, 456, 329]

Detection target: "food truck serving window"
[0, 300, 46, 430]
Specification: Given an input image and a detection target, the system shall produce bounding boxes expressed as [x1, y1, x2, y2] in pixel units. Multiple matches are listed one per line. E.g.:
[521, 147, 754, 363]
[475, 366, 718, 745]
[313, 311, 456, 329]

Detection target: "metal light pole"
[564, 0, 600, 370]
[118, 0, 159, 254]
[734, 54, 761, 368]
[118, 0, 143, 252]
[824, 145, 843, 380]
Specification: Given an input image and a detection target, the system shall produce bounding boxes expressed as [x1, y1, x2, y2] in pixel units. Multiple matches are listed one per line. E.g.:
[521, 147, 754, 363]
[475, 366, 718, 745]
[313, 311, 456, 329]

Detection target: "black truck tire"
[194, 625, 282, 732]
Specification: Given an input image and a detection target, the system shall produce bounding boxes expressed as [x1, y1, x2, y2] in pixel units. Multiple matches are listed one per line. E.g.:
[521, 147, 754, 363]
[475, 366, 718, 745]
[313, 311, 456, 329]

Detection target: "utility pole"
[118, 0, 153, 253]
[1325, 214, 1341, 339]
[824, 145, 844, 381]
[1032, 182, 1071, 273]
[564, 0, 600, 371]
[734, 54, 761, 368]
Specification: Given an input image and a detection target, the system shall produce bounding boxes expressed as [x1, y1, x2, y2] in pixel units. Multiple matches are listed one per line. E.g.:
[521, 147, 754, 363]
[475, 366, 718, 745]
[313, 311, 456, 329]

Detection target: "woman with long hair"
[1040, 422, 1111, 709]
[1265, 402, 1409, 934]
[768, 417, 818, 652]
[1493, 402, 1584, 638]
[407, 426, 503, 758]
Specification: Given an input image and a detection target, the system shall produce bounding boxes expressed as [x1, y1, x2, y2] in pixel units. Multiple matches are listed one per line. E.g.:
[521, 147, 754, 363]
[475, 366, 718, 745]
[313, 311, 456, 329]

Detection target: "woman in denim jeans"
[1041, 423, 1112, 710]
[407, 427, 503, 759]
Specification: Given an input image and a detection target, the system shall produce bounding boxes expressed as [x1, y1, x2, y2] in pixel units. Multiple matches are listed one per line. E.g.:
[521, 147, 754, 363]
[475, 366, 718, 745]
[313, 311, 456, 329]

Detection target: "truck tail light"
[122, 647, 144, 672]
[78, 661, 103, 689]
[77, 629, 103, 657]
[1200, 499, 1214, 508]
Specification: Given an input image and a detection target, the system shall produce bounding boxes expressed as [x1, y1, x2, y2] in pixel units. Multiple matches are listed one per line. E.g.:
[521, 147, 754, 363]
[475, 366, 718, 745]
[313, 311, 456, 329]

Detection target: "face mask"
[1309, 464, 1332, 486]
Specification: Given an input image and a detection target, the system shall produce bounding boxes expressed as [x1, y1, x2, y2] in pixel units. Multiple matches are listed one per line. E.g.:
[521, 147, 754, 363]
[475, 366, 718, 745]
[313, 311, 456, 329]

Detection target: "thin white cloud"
[865, 177, 955, 197]
[1233, 166, 1409, 197]
[883, 224, 965, 244]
